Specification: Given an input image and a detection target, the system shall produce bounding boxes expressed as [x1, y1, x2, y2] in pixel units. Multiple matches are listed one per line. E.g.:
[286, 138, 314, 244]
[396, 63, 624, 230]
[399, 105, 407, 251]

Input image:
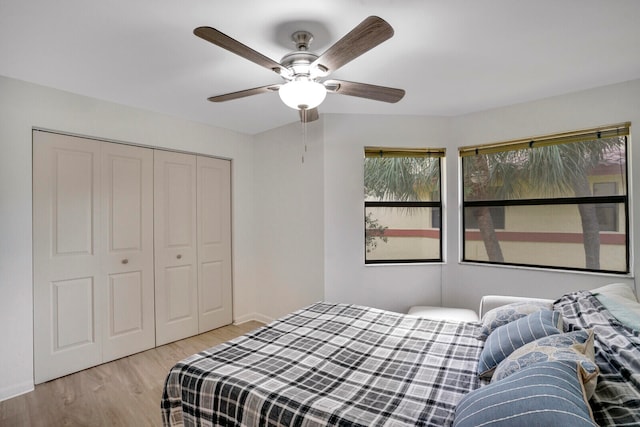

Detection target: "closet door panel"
[53, 150, 95, 255]
[197, 156, 232, 332]
[108, 271, 143, 335]
[52, 277, 95, 349]
[166, 265, 194, 320]
[33, 131, 103, 384]
[201, 261, 223, 313]
[154, 150, 198, 345]
[101, 143, 154, 362]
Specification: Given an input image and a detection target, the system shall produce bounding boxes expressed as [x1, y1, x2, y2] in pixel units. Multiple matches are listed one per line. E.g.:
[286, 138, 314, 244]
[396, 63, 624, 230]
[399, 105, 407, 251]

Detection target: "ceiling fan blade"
[311, 16, 394, 74]
[194, 27, 288, 77]
[299, 108, 319, 123]
[208, 84, 281, 102]
[324, 79, 405, 103]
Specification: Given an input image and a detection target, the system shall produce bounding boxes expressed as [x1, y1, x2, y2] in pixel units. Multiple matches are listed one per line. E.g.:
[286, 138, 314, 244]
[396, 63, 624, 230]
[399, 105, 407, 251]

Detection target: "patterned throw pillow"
[477, 309, 562, 378]
[454, 360, 597, 427]
[492, 329, 599, 398]
[478, 301, 552, 341]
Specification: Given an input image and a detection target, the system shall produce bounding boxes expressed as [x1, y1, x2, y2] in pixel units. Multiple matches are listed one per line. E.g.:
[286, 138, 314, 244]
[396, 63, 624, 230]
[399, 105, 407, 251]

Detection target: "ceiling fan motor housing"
[280, 51, 320, 79]
[280, 31, 328, 80]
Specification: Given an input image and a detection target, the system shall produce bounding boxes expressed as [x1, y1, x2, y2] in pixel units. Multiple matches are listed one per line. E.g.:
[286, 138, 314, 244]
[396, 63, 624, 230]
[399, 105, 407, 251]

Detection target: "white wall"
[252, 120, 325, 321]
[317, 80, 638, 314]
[3, 73, 639, 403]
[322, 114, 450, 313]
[0, 76, 256, 401]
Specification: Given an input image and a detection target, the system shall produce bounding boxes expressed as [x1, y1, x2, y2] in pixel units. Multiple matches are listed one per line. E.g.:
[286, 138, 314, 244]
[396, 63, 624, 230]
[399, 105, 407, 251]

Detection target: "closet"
[33, 131, 232, 383]
[153, 152, 232, 345]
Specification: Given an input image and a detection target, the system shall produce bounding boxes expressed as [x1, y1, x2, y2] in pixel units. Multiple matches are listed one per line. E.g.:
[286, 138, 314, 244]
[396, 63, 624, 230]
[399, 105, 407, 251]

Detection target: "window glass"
[364, 149, 443, 263]
[460, 125, 628, 274]
[465, 206, 505, 230]
[593, 182, 619, 232]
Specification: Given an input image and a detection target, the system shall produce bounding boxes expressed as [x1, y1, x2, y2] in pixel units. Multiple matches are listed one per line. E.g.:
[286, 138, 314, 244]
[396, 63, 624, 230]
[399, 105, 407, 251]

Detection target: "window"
[364, 147, 444, 263]
[460, 123, 629, 274]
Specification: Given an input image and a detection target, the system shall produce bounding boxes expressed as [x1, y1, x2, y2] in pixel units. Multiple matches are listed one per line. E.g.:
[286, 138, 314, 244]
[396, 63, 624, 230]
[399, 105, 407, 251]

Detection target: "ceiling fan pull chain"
[301, 118, 308, 164]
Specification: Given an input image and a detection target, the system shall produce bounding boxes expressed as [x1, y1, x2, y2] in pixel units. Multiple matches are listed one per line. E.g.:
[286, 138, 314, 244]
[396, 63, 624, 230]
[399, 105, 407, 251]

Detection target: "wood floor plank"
[0, 321, 263, 427]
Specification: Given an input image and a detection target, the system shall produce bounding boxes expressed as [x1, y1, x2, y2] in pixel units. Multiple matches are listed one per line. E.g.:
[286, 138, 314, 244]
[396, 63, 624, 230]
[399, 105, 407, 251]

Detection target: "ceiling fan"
[194, 16, 405, 123]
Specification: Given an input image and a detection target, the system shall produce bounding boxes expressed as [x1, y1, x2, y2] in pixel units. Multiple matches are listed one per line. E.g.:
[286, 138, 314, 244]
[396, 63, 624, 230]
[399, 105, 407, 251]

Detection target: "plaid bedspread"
[162, 302, 484, 426]
[554, 291, 640, 426]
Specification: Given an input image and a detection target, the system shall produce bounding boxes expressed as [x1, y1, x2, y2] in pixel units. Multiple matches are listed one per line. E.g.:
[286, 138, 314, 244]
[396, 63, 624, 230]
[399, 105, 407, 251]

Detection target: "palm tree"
[463, 154, 506, 262]
[364, 156, 440, 201]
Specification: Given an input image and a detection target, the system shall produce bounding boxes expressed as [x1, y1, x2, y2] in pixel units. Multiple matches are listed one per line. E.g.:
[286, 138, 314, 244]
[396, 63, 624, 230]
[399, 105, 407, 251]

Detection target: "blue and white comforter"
[555, 291, 640, 426]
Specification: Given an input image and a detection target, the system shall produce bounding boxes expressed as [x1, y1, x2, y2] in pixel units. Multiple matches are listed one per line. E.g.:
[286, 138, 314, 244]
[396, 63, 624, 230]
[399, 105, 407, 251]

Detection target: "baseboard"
[233, 312, 274, 326]
[0, 381, 34, 402]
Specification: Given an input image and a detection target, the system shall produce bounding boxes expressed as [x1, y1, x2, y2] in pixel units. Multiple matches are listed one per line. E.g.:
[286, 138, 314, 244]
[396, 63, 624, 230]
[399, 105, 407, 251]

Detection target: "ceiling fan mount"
[194, 16, 405, 123]
[290, 30, 314, 51]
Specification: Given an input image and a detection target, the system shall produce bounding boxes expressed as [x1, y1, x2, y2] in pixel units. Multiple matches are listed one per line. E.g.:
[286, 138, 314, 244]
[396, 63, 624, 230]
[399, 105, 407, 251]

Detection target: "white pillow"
[590, 283, 638, 302]
[594, 293, 640, 331]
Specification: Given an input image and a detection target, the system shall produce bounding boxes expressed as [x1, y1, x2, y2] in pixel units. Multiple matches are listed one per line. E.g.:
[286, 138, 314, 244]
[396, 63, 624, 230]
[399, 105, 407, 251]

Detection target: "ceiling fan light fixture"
[278, 80, 326, 110]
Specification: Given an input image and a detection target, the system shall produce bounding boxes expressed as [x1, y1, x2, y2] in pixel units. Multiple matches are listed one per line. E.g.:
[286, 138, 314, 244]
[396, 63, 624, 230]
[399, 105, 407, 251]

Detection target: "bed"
[162, 289, 640, 426]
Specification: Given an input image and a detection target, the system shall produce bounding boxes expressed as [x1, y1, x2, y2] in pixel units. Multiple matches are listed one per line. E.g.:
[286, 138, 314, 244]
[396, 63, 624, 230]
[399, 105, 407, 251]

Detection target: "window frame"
[459, 123, 630, 274]
[364, 147, 444, 264]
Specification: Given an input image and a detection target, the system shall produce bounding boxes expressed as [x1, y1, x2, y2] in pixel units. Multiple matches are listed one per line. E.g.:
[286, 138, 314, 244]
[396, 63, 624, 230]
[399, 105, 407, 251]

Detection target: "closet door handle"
[176, 254, 182, 260]
[121, 259, 129, 264]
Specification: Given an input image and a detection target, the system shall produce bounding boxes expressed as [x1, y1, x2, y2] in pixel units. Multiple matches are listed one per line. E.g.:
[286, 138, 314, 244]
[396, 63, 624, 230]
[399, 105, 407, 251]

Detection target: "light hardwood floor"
[0, 321, 263, 427]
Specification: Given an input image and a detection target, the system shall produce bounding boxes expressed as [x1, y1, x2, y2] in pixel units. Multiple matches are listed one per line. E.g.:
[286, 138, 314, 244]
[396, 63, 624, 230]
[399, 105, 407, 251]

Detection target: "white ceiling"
[1, 0, 639, 135]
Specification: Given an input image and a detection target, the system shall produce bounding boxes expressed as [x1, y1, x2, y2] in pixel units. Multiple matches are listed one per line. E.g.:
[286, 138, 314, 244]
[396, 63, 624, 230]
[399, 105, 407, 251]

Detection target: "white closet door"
[154, 150, 198, 345]
[101, 143, 155, 362]
[33, 131, 103, 384]
[197, 156, 232, 332]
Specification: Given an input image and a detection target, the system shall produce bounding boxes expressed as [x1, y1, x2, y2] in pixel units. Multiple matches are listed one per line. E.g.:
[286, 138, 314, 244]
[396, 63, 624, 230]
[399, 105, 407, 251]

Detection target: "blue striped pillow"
[454, 360, 597, 427]
[478, 309, 562, 378]
[478, 301, 552, 340]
